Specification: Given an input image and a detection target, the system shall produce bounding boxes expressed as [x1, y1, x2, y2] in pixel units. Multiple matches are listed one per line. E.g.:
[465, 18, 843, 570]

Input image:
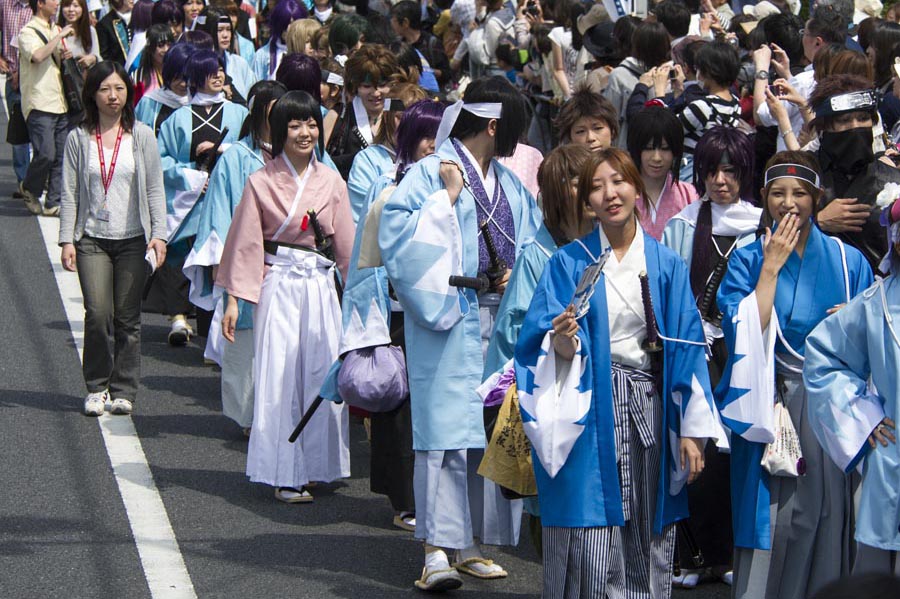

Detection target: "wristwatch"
[755, 70, 770, 80]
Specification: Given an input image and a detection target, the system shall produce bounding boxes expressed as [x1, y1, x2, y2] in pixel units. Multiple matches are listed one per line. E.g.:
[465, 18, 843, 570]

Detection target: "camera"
[526, 1, 540, 17]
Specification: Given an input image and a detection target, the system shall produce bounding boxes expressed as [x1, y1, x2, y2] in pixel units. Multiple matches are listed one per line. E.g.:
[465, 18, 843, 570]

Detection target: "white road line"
[37, 216, 198, 599]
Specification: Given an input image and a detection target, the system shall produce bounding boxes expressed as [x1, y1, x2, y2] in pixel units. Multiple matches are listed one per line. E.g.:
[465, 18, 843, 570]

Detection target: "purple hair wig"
[185, 48, 223, 92]
[275, 53, 323, 103]
[162, 42, 196, 88]
[180, 29, 215, 50]
[131, 0, 156, 31]
[269, 0, 308, 75]
[151, 0, 184, 26]
[396, 99, 446, 171]
[692, 126, 755, 199]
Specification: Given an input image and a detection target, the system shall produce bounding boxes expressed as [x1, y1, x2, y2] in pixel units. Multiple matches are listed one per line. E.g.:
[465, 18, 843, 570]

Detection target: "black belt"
[263, 239, 322, 258]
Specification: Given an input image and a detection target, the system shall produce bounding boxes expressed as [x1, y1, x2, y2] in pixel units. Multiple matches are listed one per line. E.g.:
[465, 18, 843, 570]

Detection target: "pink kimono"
[217, 154, 355, 489]
[637, 174, 698, 241]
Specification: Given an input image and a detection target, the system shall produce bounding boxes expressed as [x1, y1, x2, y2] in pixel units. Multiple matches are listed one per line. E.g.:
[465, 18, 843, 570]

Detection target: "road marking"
[37, 216, 198, 599]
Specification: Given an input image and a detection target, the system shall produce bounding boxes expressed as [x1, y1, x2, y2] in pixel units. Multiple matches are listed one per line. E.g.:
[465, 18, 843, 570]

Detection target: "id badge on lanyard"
[96, 126, 124, 222]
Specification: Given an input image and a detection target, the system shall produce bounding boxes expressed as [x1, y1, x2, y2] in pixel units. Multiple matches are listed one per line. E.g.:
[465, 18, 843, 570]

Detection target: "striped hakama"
[542, 364, 676, 599]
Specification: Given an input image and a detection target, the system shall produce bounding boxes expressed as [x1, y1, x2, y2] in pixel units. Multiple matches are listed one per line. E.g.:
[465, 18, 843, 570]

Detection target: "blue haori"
[451, 139, 516, 272]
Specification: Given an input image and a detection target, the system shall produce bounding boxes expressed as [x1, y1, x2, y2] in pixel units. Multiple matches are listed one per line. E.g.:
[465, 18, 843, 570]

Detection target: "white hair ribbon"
[434, 100, 503, 149]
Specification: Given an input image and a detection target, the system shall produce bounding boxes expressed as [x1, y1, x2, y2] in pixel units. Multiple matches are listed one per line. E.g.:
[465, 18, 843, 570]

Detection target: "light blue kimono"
[338, 174, 396, 354]
[804, 275, 900, 552]
[251, 43, 284, 81]
[157, 101, 248, 247]
[514, 228, 724, 531]
[716, 224, 873, 549]
[347, 145, 395, 224]
[661, 199, 761, 269]
[236, 35, 255, 63]
[225, 52, 257, 101]
[483, 224, 556, 378]
[184, 138, 265, 331]
[135, 95, 164, 130]
[378, 138, 542, 450]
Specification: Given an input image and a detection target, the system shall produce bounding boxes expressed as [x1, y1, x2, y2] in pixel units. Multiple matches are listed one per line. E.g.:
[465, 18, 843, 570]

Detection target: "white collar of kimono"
[672, 197, 762, 237]
[146, 87, 189, 109]
[315, 6, 332, 21]
[352, 96, 376, 144]
[456, 138, 496, 201]
[191, 91, 226, 106]
[598, 221, 645, 273]
[273, 152, 317, 243]
[434, 101, 503, 150]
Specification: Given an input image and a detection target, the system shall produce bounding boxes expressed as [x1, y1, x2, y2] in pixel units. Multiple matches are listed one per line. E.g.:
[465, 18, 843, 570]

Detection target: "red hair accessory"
[644, 99, 666, 109]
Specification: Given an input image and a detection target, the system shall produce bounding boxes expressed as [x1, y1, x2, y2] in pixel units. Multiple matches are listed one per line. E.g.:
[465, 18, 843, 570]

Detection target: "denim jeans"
[4, 79, 30, 182]
[23, 109, 70, 208]
[76, 236, 147, 401]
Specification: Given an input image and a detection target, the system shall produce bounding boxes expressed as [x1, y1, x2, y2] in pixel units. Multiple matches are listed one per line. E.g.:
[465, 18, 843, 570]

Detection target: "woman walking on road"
[59, 60, 168, 417]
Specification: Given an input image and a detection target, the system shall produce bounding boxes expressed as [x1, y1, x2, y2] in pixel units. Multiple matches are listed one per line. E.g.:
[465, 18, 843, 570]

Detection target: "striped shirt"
[0, 0, 33, 74]
[678, 94, 742, 154]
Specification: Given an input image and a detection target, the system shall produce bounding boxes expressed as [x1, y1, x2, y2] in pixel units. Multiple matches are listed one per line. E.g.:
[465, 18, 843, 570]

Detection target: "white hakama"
[247, 247, 350, 487]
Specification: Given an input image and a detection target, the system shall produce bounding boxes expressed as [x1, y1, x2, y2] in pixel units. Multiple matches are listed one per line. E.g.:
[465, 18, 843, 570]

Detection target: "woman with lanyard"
[661, 126, 761, 588]
[59, 61, 167, 417]
[326, 98, 446, 532]
[132, 24, 174, 104]
[135, 42, 194, 136]
[514, 148, 726, 599]
[325, 44, 399, 180]
[217, 91, 354, 504]
[716, 151, 873, 599]
[183, 80, 287, 436]
[250, 0, 307, 81]
[196, 5, 257, 103]
[379, 76, 541, 592]
[346, 82, 428, 222]
[156, 49, 247, 346]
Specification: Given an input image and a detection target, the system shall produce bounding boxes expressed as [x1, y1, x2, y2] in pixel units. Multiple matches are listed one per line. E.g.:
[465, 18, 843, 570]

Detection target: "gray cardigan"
[59, 120, 167, 245]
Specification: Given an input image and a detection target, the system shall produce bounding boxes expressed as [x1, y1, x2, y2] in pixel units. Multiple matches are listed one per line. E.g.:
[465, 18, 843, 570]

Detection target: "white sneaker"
[168, 316, 192, 346]
[109, 398, 133, 415]
[83, 390, 109, 416]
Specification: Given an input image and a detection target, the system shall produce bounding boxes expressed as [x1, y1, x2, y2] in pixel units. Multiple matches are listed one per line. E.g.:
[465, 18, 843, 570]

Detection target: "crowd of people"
[4, 0, 900, 595]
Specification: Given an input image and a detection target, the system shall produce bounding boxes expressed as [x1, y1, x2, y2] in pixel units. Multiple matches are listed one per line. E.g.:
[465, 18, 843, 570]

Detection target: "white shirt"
[757, 66, 815, 152]
[599, 226, 650, 370]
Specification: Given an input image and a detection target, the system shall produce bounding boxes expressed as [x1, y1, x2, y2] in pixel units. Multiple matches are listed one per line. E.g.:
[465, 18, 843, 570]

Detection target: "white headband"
[322, 70, 344, 86]
[434, 100, 503, 149]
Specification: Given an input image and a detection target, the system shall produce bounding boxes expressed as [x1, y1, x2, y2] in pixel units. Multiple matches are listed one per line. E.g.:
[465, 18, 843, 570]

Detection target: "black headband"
[764, 163, 820, 189]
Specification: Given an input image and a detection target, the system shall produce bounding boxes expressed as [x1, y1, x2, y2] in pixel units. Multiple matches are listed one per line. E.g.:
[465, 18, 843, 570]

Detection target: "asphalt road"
[0, 98, 729, 599]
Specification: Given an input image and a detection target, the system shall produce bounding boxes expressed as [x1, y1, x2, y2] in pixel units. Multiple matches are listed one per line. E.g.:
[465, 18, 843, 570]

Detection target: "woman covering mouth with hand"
[716, 150, 873, 598]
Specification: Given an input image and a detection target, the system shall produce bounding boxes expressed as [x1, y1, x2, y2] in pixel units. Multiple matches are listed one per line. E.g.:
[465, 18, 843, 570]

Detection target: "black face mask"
[820, 126, 874, 176]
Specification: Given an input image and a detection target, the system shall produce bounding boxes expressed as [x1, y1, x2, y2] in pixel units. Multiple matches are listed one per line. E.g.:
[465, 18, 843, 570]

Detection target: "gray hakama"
[542, 364, 676, 599]
[732, 365, 854, 599]
[220, 327, 254, 428]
